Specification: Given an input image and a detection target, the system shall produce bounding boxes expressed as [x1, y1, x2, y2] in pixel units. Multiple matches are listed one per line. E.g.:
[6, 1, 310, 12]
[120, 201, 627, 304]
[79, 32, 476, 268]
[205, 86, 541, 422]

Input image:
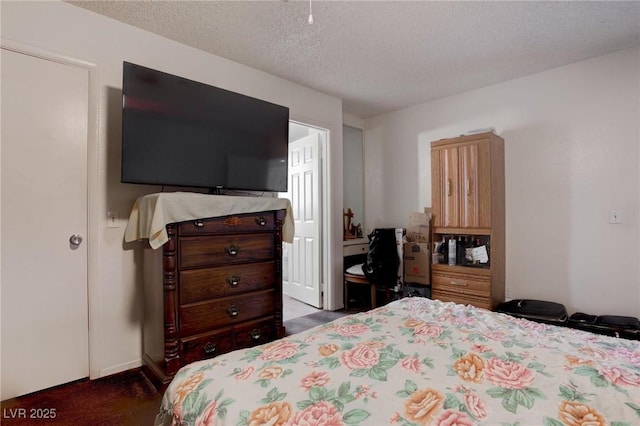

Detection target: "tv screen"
[121, 62, 289, 192]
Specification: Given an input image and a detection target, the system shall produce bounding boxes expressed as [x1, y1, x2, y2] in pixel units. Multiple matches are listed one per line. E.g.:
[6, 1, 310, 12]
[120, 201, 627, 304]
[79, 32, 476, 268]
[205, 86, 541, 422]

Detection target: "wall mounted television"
[121, 62, 290, 193]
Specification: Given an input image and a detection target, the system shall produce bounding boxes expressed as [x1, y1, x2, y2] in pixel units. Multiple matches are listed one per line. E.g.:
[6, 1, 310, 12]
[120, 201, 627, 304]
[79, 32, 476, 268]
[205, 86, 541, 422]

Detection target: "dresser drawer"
[180, 290, 276, 335]
[180, 261, 276, 304]
[233, 317, 277, 349]
[432, 271, 490, 298]
[431, 289, 493, 310]
[179, 212, 275, 236]
[180, 233, 274, 269]
[180, 328, 234, 364]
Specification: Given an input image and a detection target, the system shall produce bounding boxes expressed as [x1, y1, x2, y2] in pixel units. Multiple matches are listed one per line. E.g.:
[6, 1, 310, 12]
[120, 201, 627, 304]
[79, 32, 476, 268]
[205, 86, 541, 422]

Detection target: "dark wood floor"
[0, 308, 350, 425]
[0, 369, 161, 425]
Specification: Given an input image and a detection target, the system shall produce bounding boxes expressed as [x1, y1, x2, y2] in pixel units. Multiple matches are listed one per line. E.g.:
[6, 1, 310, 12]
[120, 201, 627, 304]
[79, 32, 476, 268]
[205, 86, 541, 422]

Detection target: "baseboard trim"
[98, 359, 142, 378]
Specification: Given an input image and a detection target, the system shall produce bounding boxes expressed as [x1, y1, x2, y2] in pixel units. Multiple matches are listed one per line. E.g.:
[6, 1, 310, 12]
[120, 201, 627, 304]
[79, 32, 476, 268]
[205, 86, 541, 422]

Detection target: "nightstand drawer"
[432, 272, 490, 298]
[179, 212, 275, 236]
[180, 261, 276, 304]
[180, 328, 234, 364]
[180, 290, 276, 335]
[179, 233, 274, 269]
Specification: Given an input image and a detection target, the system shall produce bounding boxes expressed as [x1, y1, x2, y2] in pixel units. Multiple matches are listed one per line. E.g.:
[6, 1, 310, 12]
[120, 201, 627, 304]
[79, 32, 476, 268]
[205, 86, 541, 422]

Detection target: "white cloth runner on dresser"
[124, 192, 295, 249]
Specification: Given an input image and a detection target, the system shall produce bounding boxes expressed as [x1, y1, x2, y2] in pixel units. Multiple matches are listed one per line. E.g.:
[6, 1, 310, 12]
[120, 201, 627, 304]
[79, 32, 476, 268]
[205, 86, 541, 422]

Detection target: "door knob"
[69, 234, 83, 246]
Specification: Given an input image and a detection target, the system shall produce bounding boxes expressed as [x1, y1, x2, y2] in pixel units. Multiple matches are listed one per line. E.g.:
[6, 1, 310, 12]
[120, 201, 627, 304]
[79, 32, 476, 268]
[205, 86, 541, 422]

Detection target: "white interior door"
[1, 48, 89, 399]
[282, 132, 322, 308]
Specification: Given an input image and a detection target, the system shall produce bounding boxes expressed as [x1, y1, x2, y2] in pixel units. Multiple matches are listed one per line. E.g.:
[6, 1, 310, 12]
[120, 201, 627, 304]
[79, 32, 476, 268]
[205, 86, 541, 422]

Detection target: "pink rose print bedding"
[156, 297, 640, 425]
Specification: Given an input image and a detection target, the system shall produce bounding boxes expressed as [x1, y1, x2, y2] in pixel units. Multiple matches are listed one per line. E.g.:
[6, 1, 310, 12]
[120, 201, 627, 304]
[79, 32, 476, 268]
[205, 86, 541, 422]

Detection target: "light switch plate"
[107, 210, 120, 228]
[609, 209, 623, 224]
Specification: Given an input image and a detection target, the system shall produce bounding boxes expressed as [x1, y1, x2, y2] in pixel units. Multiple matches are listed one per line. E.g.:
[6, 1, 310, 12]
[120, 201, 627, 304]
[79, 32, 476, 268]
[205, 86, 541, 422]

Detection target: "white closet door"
[1, 48, 89, 399]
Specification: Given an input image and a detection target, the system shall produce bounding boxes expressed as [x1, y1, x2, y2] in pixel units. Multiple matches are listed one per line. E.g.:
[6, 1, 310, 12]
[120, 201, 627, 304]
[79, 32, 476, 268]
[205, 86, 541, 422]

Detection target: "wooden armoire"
[430, 132, 505, 310]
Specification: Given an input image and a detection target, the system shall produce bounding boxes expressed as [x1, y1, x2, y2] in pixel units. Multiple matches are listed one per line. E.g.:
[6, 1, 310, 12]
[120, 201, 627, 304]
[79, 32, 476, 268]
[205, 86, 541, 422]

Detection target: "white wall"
[1, 1, 343, 378]
[365, 47, 640, 317]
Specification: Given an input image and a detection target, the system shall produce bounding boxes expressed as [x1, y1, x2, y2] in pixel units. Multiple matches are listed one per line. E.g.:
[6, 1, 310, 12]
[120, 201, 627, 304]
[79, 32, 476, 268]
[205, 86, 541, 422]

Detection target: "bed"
[156, 297, 640, 425]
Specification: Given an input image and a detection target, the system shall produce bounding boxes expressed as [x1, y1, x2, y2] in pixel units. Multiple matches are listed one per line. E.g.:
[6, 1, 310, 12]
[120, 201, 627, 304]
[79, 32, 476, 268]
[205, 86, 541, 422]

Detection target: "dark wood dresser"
[142, 209, 286, 389]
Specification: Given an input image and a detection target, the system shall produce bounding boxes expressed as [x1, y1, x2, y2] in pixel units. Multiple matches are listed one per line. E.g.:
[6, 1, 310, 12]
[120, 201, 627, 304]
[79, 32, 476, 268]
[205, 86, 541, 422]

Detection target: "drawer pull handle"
[227, 276, 240, 287]
[194, 220, 204, 228]
[450, 281, 468, 286]
[226, 245, 239, 256]
[249, 329, 262, 340]
[255, 217, 267, 226]
[227, 305, 239, 317]
[203, 342, 216, 354]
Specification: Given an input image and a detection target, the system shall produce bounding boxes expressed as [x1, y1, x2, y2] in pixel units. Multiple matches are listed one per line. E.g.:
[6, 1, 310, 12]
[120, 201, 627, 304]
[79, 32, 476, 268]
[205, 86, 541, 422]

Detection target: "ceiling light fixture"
[308, 0, 313, 24]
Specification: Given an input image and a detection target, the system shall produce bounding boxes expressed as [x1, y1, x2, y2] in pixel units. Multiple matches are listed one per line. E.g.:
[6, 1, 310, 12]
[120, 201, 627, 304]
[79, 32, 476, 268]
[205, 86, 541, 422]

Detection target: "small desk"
[343, 239, 368, 258]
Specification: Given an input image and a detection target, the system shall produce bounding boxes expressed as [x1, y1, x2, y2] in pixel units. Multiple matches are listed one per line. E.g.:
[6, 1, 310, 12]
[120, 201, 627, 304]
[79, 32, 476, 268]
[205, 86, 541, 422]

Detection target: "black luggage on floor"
[568, 312, 599, 333]
[496, 299, 568, 325]
[568, 312, 598, 327]
[569, 313, 640, 340]
[596, 315, 640, 340]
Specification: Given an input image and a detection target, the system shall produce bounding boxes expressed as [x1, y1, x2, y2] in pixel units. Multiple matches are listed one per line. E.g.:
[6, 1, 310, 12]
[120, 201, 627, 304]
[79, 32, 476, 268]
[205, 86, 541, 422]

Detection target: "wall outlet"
[609, 209, 623, 224]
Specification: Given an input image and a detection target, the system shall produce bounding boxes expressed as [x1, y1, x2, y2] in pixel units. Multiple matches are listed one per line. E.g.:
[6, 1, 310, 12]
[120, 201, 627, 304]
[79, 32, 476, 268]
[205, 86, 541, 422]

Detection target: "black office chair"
[344, 228, 399, 309]
[362, 228, 399, 286]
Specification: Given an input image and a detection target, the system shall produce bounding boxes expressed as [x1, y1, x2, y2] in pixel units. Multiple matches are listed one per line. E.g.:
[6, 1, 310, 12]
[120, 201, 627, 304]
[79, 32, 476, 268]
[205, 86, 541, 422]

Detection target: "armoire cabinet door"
[432, 145, 460, 228]
[431, 149, 443, 227]
[459, 141, 492, 228]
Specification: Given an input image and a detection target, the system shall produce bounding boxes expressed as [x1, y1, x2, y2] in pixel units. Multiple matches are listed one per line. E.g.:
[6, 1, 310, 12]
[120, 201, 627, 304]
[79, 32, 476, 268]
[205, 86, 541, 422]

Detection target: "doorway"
[280, 121, 327, 316]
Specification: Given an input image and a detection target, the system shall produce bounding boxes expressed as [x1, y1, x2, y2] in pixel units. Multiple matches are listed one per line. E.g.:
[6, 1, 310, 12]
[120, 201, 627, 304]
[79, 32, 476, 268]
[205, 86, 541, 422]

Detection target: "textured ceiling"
[68, 1, 640, 118]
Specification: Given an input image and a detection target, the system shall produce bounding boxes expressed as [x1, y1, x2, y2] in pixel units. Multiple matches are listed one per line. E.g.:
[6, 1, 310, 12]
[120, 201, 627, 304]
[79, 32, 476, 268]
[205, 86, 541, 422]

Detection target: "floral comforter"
[157, 298, 640, 426]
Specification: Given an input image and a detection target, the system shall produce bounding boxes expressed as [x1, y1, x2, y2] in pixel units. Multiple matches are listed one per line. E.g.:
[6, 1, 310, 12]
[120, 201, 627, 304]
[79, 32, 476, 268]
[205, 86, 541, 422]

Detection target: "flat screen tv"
[121, 62, 289, 192]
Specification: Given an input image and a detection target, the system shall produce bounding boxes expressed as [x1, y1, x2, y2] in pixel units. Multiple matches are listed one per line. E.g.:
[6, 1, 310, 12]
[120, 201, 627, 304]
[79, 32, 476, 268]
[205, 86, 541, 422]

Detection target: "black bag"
[568, 312, 598, 326]
[496, 299, 568, 325]
[363, 228, 398, 286]
[595, 315, 640, 340]
[597, 315, 640, 329]
[569, 312, 640, 340]
[568, 312, 598, 333]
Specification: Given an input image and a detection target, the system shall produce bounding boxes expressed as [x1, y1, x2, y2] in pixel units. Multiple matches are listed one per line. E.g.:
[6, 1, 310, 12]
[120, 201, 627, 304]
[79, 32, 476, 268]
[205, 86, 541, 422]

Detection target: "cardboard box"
[403, 242, 430, 285]
[406, 211, 431, 243]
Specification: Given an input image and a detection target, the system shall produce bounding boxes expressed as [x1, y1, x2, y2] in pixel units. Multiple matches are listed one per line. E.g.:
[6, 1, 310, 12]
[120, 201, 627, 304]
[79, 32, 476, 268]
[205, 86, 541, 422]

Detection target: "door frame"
[1, 38, 101, 379]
